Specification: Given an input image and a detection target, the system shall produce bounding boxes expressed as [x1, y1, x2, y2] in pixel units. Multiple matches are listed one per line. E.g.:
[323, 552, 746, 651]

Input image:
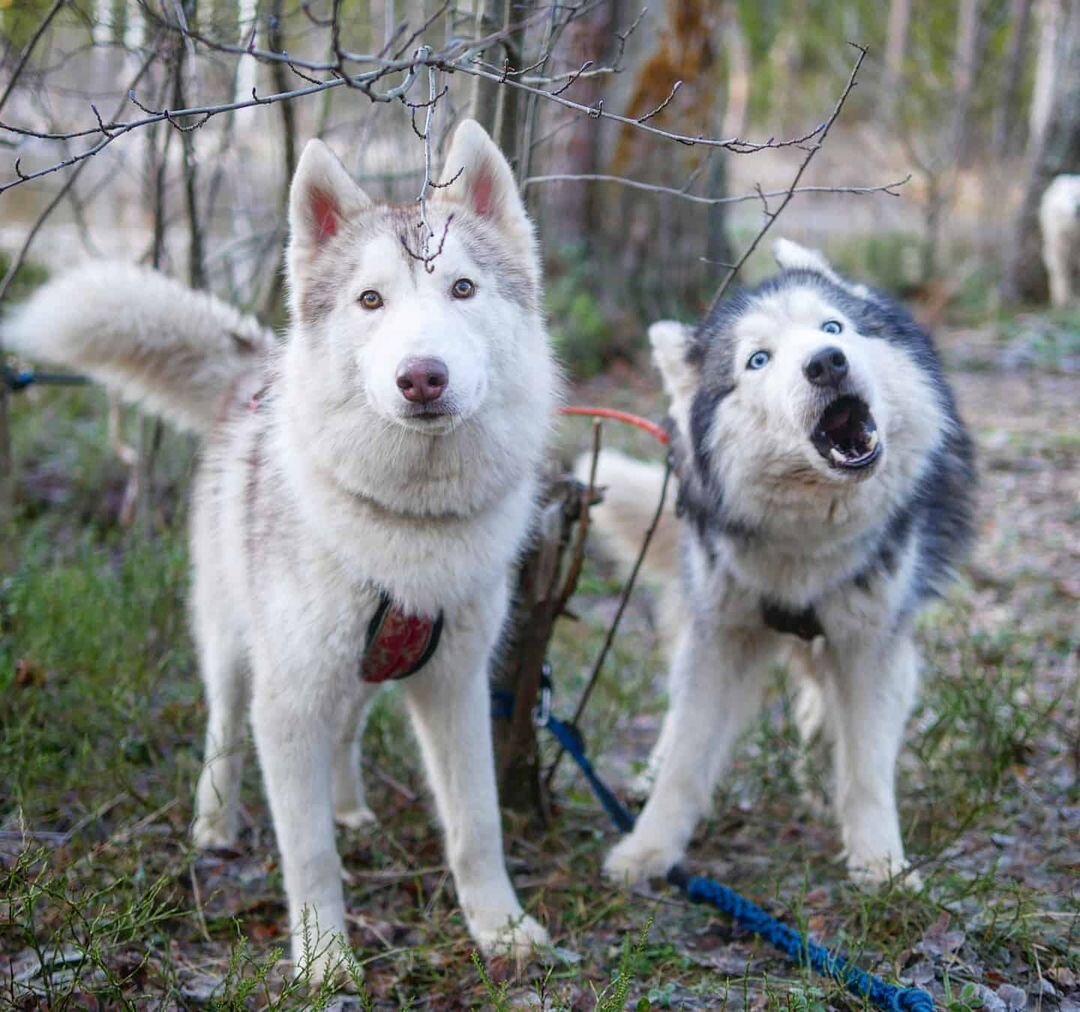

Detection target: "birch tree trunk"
[993, 0, 1034, 153]
[882, 0, 912, 121]
[950, 0, 983, 164]
[1004, 0, 1080, 302]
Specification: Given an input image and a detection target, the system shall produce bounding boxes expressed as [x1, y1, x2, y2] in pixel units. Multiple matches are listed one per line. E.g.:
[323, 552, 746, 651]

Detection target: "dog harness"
[360, 591, 444, 683]
[761, 599, 824, 641]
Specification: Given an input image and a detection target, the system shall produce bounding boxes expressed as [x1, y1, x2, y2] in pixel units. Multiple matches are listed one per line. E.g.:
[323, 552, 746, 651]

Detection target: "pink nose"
[396, 357, 449, 404]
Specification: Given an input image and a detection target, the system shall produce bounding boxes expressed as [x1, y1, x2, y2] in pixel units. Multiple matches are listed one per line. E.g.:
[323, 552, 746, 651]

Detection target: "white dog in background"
[1040, 174, 1080, 307]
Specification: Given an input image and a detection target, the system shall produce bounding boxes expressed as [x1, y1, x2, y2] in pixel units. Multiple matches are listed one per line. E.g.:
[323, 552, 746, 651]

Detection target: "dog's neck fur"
[259, 378, 540, 617]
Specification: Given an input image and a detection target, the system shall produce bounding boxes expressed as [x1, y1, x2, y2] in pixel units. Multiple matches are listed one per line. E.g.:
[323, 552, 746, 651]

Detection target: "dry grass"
[1, 316, 1077, 1010]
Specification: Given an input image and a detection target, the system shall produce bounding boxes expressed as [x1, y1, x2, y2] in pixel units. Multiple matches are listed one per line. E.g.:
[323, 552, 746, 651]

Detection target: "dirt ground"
[1, 318, 1077, 1010]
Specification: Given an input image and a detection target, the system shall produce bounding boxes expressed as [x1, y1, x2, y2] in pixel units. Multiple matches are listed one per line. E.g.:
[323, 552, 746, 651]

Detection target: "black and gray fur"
[588, 240, 977, 889]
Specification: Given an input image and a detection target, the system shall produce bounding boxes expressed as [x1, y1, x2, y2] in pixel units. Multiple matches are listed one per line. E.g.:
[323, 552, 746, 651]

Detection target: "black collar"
[761, 599, 824, 641]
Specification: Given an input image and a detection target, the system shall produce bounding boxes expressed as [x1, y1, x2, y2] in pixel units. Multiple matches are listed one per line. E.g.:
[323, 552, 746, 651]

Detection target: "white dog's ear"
[773, 237, 876, 300]
[648, 320, 699, 408]
[442, 119, 531, 245]
[288, 139, 372, 254]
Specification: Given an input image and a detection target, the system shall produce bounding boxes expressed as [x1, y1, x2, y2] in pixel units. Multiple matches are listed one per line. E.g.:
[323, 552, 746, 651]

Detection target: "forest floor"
[1, 312, 1077, 1010]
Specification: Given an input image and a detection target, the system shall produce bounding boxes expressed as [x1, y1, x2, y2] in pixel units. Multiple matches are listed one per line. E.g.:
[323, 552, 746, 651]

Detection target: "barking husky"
[4, 120, 556, 984]
[585, 240, 975, 888]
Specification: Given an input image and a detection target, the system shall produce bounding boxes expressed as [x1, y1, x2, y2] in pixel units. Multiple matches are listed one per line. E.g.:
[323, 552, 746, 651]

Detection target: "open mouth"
[810, 395, 881, 471]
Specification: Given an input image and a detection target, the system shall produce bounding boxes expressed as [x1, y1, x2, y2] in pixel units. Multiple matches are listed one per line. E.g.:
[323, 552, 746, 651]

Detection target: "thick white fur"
[1, 263, 273, 433]
[13, 120, 556, 987]
[1039, 174, 1080, 307]
[592, 242, 945, 889]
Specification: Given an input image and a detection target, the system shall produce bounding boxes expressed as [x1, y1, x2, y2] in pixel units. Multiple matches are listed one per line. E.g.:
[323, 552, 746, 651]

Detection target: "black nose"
[396, 357, 449, 404]
[803, 346, 849, 387]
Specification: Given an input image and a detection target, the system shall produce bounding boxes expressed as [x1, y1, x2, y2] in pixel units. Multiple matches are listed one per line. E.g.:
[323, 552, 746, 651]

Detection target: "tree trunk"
[993, 0, 1034, 154]
[0, 381, 13, 573]
[532, 0, 617, 248]
[950, 0, 983, 165]
[491, 477, 587, 817]
[882, 0, 912, 121]
[1004, 0, 1080, 303]
[469, 0, 506, 136]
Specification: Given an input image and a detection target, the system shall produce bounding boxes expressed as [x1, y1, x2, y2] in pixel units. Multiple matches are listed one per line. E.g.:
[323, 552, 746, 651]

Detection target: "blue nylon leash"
[1, 365, 89, 392]
[493, 677, 935, 1012]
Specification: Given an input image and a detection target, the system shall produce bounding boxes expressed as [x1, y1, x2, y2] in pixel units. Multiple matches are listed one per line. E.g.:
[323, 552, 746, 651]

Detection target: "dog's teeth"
[830, 447, 846, 464]
[867, 430, 879, 449]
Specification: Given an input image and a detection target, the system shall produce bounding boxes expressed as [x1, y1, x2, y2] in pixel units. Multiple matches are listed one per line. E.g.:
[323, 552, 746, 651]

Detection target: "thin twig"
[0, 43, 160, 302]
[704, 43, 870, 315]
[523, 172, 910, 206]
[0, 0, 67, 117]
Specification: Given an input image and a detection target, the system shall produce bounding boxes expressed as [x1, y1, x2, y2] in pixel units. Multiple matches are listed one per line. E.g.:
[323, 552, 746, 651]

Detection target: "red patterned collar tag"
[360, 591, 444, 684]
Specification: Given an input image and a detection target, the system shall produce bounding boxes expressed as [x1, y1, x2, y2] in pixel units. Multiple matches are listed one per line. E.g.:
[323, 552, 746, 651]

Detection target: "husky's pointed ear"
[772, 238, 844, 283]
[773, 237, 876, 299]
[649, 320, 699, 406]
[441, 119, 530, 242]
[288, 139, 372, 253]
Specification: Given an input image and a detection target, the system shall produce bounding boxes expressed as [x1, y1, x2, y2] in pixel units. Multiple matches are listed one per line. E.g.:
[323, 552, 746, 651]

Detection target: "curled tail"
[1, 262, 274, 433]
[574, 448, 681, 586]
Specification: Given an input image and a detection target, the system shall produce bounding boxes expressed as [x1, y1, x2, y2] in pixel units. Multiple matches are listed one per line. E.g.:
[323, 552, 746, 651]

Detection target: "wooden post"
[491, 476, 589, 819]
[0, 378, 13, 573]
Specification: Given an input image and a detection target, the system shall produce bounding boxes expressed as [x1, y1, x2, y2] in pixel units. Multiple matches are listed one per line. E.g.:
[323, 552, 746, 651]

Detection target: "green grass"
[2, 324, 1078, 1008]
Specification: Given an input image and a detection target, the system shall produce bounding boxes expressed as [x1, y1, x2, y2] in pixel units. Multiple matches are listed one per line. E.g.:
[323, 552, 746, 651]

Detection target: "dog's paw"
[191, 815, 238, 851]
[847, 853, 922, 891]
[333, 805, 377, 831]
[472, 912, 549, 961]
[626, 768, 655, 804]
[603, 833, 678, 885]
[295, 938, 361, 993]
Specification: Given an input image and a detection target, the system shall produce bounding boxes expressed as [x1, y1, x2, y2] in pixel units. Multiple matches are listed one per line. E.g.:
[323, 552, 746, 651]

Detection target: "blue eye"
[747, 350, 770, 370]
[821, 320, 843, 335]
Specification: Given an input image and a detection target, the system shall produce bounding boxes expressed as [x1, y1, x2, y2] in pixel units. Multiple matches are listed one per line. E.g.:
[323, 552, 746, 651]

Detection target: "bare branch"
[704, 43, 871, 315]
[0, 43, 161, 302]
[523, 173, 910, 205]
[0, 0, 67, 118]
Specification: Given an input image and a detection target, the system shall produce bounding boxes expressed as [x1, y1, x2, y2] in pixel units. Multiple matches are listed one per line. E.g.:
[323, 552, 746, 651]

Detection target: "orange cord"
[559, 406, 669, 444]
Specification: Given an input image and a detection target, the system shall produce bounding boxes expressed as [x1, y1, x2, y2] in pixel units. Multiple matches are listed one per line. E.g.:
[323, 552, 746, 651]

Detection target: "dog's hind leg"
[604, 622, 774, 884]
[830, 632, 920, 887]
[789, 644, 832, 819]
[192, 623, 249, 850]
[332, 686, 379, 830]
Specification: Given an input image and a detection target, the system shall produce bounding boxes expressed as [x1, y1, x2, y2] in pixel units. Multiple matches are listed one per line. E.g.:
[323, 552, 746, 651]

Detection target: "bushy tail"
[1, 262, 274, 433]
[574, 448, 681, 585]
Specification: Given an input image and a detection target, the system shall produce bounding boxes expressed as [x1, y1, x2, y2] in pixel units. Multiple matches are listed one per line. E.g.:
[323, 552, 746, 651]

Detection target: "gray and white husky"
[4, 119, 556, 984]
[586, 240, 975, 888]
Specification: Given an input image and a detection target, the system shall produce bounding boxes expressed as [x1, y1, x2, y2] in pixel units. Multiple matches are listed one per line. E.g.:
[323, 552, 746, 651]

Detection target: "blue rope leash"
[1, 364, 89, 392]
[496, 678, 935, 1012]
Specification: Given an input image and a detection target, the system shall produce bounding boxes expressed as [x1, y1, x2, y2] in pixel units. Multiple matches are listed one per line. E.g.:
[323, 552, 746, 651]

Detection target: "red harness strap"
[360, 591, 444, 683]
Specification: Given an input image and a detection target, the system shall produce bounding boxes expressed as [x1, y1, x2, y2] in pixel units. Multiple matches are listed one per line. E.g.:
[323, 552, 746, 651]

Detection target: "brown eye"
[451, 278, 475, 300]
[359, 290, 383, 310]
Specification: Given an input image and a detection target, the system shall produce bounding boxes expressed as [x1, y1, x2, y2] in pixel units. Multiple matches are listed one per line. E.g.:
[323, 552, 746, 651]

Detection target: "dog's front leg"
[402, 609, 549, 959]
[250, 685, 354, 989]
[604, 622, 772, 884]
[829, 631, 920, 887]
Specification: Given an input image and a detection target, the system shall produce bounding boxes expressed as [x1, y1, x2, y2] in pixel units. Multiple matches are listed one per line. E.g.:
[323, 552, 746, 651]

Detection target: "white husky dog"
[584, 241, 975, 889]
[4, 119, 556, 984]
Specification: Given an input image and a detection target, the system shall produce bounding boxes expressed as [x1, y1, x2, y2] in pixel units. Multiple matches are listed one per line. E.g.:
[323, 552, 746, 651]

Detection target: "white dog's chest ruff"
[360, 590, 444, 683]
